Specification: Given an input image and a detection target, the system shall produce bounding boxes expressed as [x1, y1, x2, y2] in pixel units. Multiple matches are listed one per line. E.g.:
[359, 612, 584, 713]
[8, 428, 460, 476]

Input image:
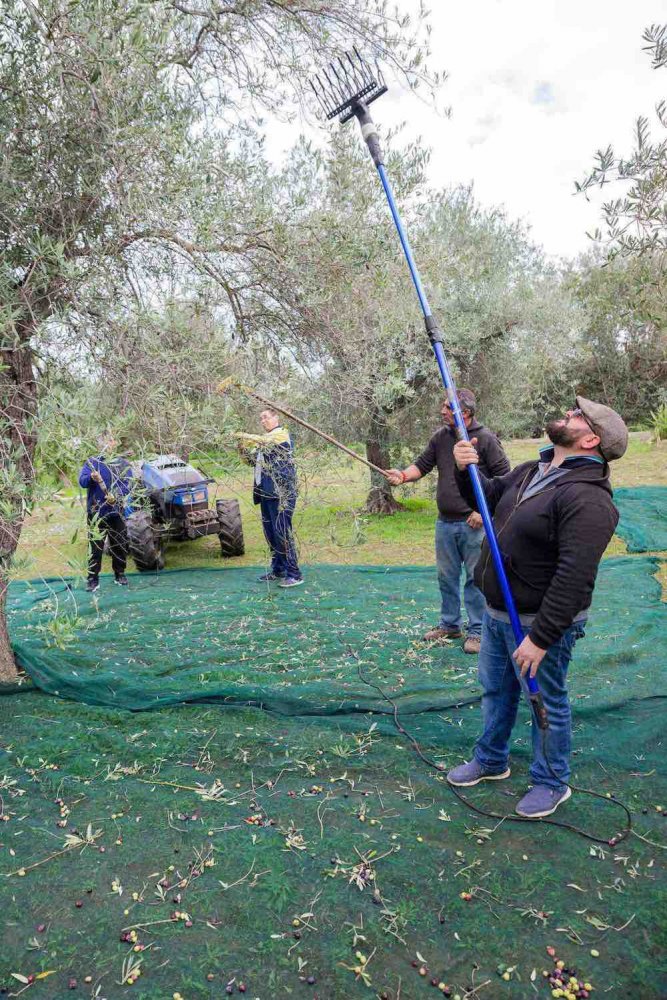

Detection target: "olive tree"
[0, 0, 437, 680]
[576, 24, 666, 257]
[564, 253, 667, 424]
[255, 134, 562, 509]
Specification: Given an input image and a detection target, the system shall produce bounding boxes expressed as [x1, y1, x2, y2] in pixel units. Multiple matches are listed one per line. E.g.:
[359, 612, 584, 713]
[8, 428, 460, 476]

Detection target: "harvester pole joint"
[424, 315, 444, 345]
[354, 102, 384, 167]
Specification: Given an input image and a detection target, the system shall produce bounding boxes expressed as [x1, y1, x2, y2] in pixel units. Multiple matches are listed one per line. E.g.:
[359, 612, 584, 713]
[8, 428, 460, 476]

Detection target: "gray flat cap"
[576, 395, 628, 461]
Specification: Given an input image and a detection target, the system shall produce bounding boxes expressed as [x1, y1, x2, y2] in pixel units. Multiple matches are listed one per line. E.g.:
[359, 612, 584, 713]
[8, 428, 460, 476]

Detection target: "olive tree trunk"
[0, 323, 39, 682]
[364, 412, 403, 515]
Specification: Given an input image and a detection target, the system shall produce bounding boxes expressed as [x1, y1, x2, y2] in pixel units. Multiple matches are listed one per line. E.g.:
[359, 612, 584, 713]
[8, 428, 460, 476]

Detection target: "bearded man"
[446, 397, 628, 819]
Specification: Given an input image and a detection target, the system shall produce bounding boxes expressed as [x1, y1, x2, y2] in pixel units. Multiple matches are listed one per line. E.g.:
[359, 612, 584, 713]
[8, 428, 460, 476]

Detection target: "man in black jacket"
[447, 396, 628, 818]
[386, 390, 509, 653]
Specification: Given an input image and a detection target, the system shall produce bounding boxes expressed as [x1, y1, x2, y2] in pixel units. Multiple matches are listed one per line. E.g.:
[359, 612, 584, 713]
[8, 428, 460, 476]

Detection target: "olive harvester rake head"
[309, 47, 387, 124]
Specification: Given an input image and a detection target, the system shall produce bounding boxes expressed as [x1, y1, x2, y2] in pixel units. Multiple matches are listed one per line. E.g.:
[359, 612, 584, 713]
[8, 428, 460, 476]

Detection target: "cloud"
[531, 81, 556, 106]
[467, 112, 501, 147]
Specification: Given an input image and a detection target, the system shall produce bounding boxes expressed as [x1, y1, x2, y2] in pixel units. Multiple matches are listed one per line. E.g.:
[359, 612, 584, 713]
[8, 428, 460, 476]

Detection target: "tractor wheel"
[216, 498, 244, 557]
[126, 510, 165, 572]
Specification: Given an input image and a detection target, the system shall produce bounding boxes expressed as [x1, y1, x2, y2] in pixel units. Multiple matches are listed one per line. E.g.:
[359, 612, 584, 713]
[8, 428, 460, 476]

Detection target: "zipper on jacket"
[480, 467, 538, 591]
[479, 471, 585, 593]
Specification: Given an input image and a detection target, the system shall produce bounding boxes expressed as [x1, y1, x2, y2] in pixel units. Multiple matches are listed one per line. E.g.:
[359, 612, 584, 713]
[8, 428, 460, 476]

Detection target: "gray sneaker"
[447, 759, 511, 787]
[516, 784, 571, 818]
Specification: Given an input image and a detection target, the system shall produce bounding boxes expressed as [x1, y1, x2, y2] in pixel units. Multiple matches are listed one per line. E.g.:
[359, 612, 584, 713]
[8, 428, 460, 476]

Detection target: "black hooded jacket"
[454, 454, 619, 649]
[413, 419, 510, 520]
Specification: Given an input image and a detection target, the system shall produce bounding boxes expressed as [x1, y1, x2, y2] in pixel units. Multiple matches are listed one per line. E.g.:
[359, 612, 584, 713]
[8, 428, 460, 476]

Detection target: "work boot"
[423, 625, 463, 642]
[463, 635, 481, 655]
[447, 759, 511, 787]
[86, 577, 100, 593]
[515, 785, 572, 818]
[114, 574, 129, 587]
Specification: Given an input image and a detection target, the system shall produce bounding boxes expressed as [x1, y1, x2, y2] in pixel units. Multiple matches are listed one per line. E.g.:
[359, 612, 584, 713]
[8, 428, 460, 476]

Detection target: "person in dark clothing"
[78, 433, 133, 593]
[385, 389, 510, 653]
[235, 409, 303, 588]
[447, 396, 628, 818]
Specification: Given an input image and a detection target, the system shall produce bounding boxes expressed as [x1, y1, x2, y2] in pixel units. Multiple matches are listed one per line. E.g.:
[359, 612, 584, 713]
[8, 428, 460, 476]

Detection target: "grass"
[13, 436, 666, 582]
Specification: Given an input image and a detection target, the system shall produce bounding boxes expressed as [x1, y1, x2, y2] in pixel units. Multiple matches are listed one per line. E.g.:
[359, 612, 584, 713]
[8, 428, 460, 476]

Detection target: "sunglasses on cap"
[568, 407, 594, 431]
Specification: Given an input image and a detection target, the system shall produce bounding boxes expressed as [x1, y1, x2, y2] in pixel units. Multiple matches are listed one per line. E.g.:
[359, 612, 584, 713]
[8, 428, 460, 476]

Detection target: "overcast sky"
[265, 0, 665, 260]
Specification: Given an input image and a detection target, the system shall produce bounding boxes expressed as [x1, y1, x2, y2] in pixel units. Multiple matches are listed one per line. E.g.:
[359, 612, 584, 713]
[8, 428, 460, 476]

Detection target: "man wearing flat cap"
[447, 396, 628, 819]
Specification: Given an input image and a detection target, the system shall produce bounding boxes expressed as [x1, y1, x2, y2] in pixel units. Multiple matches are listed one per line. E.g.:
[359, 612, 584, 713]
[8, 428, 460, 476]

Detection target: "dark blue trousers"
[260, 498, 301, 579]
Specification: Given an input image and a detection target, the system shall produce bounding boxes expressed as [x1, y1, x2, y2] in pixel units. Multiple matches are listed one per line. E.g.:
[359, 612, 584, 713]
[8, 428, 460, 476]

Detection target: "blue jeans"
[260, 498, 301, 579]
[435, 518, 486, 637]
[473, 612, 586, 790]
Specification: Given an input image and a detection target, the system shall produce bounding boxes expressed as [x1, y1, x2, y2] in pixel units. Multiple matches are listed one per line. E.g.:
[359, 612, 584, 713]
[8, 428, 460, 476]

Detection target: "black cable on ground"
[351, 650, 632, 847]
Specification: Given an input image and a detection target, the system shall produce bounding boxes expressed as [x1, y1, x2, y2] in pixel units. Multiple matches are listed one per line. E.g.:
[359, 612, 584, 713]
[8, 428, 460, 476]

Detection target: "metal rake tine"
[317, 66, 335, 112]
[330, 62, 349, 105]
[347, 59, 362, 93]
[321, 64, 337, 99]
[309, 78, 325, 116]
[341, 51, 359, 88]
[316, 69, 336, 116]
[355, 47, 374, 85]
[349, 49, 368, 88]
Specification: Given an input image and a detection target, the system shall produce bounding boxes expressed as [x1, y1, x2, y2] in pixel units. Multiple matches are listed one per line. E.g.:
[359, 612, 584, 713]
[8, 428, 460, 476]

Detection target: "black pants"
[87, 512, 128, 580]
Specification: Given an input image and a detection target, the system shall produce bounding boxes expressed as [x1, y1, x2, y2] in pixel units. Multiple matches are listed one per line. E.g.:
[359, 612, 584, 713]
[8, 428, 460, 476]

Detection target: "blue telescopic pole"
[354, 104, 546, 720]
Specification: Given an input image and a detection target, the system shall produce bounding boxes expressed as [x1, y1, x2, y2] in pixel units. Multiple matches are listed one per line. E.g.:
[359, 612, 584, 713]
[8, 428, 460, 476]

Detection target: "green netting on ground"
[6, 558, 666, 722]
[1, 558, 666, 998]
[614, 486, 667, 552]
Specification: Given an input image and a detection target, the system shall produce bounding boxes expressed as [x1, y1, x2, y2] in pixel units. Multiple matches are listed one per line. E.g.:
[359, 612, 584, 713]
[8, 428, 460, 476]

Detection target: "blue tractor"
[125, 455, 244, 571]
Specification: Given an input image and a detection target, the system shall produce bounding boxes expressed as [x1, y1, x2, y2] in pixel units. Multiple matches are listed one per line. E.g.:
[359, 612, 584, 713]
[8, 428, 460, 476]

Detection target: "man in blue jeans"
[235, 409, 303, 588]
[386, 390, 509, 653]
[447, 397, 627, 817]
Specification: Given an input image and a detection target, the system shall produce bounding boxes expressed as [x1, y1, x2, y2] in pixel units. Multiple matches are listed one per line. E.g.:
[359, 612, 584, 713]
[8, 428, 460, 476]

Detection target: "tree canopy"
[576, 23, 667, 258]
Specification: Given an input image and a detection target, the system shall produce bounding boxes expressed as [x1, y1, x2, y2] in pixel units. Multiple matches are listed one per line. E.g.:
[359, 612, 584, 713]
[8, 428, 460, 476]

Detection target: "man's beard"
[545, 419, 585, 448]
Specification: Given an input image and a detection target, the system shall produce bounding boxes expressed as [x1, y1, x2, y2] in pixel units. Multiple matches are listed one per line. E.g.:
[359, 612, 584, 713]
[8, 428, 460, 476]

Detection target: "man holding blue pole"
[447, 397, 627, 818]
[308, 53, 626, 818]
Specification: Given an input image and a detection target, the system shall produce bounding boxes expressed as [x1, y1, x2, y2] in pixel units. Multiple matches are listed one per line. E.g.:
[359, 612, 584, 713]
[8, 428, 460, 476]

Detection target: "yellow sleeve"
[235, 427, 290, 447]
